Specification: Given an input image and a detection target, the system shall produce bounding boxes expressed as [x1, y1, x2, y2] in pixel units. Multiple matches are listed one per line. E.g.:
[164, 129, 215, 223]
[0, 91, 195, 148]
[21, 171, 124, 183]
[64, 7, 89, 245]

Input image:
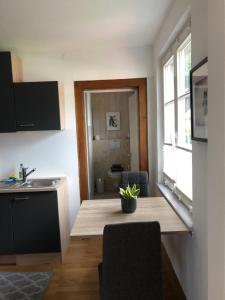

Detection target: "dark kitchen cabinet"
[14, 82, 65, 131]
[0, 196, 14, 254]
[13, 192, 61, 254]
[0, 191, 61, 255]
[0, 51, 64, 132]
[0, 52, 22, 132]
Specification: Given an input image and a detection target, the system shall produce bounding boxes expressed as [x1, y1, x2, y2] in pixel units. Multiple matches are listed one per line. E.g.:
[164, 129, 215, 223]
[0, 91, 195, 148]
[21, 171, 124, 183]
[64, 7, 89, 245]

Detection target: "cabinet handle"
[14, 197, 29, 201]
[18, 124, 35, 127]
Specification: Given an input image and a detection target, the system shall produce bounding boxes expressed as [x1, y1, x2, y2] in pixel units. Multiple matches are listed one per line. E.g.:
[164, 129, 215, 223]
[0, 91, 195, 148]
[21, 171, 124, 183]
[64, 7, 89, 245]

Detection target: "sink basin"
[0, 178, 62, 190]
[22, 178, 61, 188]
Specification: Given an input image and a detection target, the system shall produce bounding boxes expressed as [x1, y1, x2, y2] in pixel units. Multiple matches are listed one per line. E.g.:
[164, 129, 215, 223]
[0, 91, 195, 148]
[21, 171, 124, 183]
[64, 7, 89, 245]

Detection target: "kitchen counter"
[0, 177, 67, 193]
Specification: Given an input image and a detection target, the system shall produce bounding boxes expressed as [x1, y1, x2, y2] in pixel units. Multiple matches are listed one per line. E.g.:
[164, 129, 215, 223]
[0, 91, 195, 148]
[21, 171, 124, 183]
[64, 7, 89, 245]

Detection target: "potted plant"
[119, 184, 140, 213]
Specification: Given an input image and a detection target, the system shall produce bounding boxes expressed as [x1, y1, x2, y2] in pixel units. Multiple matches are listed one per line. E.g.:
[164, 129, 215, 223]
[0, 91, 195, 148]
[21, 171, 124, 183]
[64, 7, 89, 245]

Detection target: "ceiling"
[0, 0, 173, 55]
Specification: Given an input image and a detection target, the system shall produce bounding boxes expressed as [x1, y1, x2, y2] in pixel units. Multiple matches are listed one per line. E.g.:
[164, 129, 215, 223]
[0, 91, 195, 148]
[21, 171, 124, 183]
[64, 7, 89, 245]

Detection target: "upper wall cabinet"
[0, 52, 22, 133]
[14, 82, 65, 131]
[0, 51, 65, 132]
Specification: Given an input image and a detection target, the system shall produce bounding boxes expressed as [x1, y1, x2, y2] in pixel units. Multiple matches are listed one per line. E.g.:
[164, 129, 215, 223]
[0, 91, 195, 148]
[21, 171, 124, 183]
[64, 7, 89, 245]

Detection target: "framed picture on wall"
[190, 57, 208, 142]
[106, 112, 120, 131]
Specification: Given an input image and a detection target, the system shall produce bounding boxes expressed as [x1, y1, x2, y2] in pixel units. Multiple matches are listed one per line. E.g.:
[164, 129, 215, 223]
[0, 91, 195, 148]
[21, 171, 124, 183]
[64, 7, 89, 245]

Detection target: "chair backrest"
[121, 171, 150, 197]
[101, 222, 163, 300]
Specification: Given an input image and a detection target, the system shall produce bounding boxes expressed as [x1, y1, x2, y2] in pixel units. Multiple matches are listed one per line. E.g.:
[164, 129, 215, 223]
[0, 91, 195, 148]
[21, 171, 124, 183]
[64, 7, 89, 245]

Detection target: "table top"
[70, 197, 189, 239]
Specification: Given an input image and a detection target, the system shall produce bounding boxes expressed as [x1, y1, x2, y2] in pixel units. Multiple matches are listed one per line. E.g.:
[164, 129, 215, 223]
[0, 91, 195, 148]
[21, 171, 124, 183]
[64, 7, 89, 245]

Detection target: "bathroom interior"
[84, 89, 139, 199]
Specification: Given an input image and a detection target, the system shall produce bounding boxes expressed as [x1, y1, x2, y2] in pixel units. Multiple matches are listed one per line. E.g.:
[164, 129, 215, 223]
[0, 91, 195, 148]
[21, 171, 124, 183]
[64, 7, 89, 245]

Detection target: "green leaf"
[131, 184, 136, 194]
[119, 188, 125, 195]
[119, 183, 140, 199]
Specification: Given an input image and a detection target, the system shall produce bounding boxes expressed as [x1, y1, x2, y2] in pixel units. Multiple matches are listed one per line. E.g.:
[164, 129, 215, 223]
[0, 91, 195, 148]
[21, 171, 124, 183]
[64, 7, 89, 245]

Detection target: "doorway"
[74, 78, 148, 201]
[85, 89, 139, 199]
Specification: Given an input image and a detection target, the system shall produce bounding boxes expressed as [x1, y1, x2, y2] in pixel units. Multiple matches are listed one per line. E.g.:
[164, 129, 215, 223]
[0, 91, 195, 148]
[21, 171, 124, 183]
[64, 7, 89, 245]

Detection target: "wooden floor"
[0, 239, 186, 300]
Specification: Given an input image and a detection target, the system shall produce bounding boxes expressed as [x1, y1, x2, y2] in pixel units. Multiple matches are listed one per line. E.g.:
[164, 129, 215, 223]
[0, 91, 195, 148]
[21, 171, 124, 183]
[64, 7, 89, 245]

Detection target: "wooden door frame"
[74, 78, 148, 201]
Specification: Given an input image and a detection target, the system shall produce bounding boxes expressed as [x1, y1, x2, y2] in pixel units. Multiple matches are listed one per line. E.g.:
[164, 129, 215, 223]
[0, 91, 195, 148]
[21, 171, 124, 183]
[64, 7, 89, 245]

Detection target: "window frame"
[161, 24, 192, 209]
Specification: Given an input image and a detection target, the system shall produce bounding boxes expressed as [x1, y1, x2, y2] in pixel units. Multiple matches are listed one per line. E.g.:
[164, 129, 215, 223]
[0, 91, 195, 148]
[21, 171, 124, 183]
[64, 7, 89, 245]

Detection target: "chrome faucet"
[22, 167, 36, 182]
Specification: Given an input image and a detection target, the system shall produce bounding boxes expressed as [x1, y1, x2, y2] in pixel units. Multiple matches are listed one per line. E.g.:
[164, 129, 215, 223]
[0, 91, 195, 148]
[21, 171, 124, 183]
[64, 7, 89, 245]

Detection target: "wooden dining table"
[70, 197, 189, 239]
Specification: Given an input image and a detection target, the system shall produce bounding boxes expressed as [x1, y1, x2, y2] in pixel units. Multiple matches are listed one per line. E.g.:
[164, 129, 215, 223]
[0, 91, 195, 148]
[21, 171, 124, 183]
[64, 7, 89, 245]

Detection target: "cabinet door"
[12, 192, 61, 254]
[0, 52, 16, 132]
[14, 82, 61, 131]
[0, 195, 14, 254]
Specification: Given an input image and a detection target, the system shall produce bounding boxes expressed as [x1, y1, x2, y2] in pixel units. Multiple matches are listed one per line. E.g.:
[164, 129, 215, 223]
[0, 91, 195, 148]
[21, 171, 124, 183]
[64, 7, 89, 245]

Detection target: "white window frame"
[161, 24, 192, 211]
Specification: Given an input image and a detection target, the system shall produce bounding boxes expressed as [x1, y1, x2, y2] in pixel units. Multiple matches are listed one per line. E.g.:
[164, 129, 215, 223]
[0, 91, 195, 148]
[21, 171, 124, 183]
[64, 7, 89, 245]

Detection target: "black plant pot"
[121, 197, 137, 213]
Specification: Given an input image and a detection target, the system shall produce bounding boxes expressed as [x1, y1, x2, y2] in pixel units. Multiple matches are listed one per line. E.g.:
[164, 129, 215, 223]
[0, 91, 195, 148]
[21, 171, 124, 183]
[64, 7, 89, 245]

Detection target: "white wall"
[190, 0, 208, 298]
[208, 0, 225, 298]
[0, 45, 152, 227]
[153, 0, 209, 299]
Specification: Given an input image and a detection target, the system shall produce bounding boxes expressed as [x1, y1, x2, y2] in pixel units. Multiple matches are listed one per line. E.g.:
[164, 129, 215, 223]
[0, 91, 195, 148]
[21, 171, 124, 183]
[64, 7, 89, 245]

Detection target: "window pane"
[162, 31, 192, 202]
[164, 102, 175, 144]
[177, 35, 191, 96]
[163, 145, 176, 180]
[163, 56, 174, 103]
[176, 149, 192, 199]
[178, 95, 192, 149]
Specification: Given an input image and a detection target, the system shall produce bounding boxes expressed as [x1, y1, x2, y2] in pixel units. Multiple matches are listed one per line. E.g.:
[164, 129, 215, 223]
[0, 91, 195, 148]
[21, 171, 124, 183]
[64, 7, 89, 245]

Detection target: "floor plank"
[0, 238, 186, 300]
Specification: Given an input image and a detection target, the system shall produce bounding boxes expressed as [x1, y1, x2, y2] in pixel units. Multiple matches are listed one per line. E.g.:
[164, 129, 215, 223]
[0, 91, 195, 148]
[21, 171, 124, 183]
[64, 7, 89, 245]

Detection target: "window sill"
[157, 183, 193, 232]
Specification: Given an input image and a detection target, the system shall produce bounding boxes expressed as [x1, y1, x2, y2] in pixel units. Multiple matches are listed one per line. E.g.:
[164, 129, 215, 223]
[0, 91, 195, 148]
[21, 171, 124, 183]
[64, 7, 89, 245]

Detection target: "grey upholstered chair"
[121, 171, 150, 197]
[98, 222, 163, 300]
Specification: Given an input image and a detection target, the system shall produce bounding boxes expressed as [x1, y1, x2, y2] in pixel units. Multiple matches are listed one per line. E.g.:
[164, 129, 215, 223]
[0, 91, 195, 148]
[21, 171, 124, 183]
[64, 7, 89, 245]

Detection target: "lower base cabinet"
[0, 182, 69, 265]
[0, 196, 14, 255]
[12, 192, 61, 254]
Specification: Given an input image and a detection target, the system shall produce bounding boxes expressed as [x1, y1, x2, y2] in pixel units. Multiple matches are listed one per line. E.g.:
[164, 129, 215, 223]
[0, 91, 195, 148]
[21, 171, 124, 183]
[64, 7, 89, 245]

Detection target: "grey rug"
[0, 272, 52, 300]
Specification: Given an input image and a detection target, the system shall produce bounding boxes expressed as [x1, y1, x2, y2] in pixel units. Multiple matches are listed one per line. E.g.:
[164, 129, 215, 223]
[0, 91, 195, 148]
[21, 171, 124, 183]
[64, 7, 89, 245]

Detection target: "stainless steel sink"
[0, 178, 61, 189]
[21, 178, 61, 188]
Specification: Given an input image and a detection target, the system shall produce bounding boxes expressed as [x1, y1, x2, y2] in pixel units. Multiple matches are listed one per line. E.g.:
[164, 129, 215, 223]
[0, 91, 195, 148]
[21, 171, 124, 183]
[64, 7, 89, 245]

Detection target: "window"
[162, 32, 192, 205]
